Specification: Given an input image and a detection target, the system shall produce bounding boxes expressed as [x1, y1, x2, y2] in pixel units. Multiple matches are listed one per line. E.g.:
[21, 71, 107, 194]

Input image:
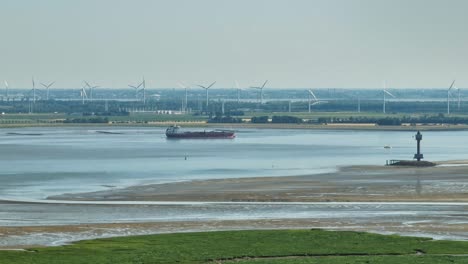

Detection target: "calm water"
[0, 126, 467, 200]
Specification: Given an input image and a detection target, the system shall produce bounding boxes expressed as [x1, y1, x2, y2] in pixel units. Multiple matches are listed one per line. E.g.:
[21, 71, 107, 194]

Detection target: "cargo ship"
[165, 125, 236, 139]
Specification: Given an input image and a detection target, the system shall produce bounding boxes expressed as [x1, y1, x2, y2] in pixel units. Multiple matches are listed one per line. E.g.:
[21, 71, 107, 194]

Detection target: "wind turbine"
[250, 80, 268, 104]
[27, 77, 44, 103]
[235, 80, 244, 104]
[128, 80, 143, 100]
[197, 81, 216, 107]
[31, 77, 37, 103]
[382, 81, 395, 114]
[178, 81, 190, 112]
[80, 84, 88, 104]
[84, 81, 99, 100]
[447, 80, 456, 115]
[40, 81, 55, 100]
[307, 89, 326, 112]
[307, 89, 318, 112]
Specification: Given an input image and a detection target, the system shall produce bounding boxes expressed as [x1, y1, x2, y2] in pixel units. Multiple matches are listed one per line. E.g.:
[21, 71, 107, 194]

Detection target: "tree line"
[211, 114, 468, 125]
[318, 114, 468, 125]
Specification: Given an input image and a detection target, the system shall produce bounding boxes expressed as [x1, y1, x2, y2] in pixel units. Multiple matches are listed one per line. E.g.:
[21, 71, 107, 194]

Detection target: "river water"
[0, 126, 467, 200]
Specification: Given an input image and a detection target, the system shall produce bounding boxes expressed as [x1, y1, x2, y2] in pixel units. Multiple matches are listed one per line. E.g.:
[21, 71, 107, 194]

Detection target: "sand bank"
[49, 163, 468, 203]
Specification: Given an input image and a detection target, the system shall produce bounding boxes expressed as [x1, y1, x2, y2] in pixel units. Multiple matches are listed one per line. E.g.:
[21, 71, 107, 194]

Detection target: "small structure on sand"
[413, 131, 423, 161]
[387, 131, 435, 167]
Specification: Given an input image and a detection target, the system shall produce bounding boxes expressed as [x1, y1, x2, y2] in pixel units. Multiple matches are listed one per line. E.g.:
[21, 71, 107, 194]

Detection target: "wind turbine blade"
[197, 85, 207, 89]
[308, 90, 318, 101]
[449, 80, 456, 90]
[41, 82, 55, 88]
[207, 81, 216, 89]
[178, 82, 187, 89]
[383, 90, 396, 98]
[261, 80, 268, 89]
[4, 81, 8, 88]
[84, 81, 91, 88]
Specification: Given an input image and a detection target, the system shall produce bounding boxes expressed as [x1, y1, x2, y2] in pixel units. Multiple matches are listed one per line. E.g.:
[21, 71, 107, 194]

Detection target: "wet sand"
[50, 163, 468, 203]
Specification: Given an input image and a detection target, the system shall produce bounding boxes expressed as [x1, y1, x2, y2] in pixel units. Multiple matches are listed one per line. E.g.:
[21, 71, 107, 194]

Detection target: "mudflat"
[49, 161, 468, 202]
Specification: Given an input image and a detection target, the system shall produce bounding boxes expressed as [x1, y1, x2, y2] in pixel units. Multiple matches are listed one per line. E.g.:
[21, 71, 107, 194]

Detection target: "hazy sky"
[1, 0, 468, 88]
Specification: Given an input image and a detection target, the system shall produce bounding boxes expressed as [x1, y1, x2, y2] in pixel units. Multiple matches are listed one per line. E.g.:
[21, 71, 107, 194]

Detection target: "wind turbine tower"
[358, 97, 361, 113]
[178, 82, 190, 112]
[235, 81, 244, 104]
[32, 77, 36, 103]
[197, 81, 216, 108]
[221, 99, 225, 115]
[447, 80, 456, 115]
[4, 81, 8, 100]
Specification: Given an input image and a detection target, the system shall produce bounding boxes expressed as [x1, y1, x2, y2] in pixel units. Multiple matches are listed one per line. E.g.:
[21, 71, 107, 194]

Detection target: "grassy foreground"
[1, 230, 468, 264]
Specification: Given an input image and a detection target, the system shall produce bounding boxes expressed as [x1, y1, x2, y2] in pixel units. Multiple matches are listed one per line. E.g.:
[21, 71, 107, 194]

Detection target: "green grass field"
[1, 230, 468, 264]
